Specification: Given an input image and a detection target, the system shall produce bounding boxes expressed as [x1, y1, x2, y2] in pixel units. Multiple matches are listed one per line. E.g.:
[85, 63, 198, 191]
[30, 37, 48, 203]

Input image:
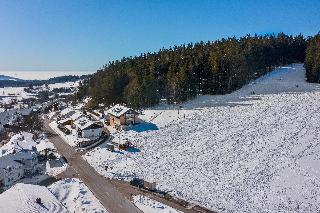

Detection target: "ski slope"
[86, 64, 320, 212]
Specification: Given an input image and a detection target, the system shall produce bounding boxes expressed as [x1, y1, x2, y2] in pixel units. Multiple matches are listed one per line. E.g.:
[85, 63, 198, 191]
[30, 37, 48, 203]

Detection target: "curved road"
[44, 120, 141, 213]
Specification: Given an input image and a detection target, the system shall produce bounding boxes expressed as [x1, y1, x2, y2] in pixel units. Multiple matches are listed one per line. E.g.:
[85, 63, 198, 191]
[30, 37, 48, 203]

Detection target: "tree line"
[305, 33, 320, 83]
[77, 33, 308, 109]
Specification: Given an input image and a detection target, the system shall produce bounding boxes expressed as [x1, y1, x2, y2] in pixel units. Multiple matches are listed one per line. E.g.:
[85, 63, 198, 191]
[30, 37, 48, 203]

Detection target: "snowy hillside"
[86, 64, 320, 212]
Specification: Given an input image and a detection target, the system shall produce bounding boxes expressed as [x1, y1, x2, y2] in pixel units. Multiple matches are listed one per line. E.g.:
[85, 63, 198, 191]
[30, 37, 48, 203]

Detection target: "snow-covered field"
[133, 195, 182, 213]
[0, 81, 79, 109]
[85, 64, 320, 212]
[0, 86, 36, 108]
[48, 178, 108, 213]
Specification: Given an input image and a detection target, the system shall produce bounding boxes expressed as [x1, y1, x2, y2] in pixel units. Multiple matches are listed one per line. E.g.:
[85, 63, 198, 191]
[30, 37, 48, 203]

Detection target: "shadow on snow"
[127, 122, 159, 133]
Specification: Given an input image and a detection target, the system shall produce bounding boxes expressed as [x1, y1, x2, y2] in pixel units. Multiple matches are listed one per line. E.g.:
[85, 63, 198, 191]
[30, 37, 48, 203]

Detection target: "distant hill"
[0, 74, 91, 87]
[0, 75, 23, 81]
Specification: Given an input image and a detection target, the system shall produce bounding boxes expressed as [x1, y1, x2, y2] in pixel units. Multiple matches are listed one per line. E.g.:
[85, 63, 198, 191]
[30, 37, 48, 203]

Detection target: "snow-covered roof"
[107, 104, 136, 117]
[0, 132, 37, 156]
[0, 153, 23, 169]
[82, 122, 103, 130]
[36, 140, 55, 152]
[74, 117, 102, 130]
[74, 117, 90, 128]
[0, 109, 19, 125]
[70, 111, 85, 121]
[19, 108, 32, 116]
[0, 150, 37, 169]
[60, 108, 76, 117]
[0, 183, 68, 213]
[58, 117, 72, 124]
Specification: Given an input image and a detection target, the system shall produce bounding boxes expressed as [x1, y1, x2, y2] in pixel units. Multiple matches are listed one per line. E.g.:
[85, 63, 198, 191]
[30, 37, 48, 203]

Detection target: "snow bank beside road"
[133, 195, 182, 213]
[48, 178, 108, 213]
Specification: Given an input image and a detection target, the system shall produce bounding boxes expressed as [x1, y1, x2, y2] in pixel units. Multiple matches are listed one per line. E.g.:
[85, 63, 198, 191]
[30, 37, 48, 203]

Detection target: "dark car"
[61, 156, 68, 163]
[130, 178, 144, 188]
[57, 124, 71, 135]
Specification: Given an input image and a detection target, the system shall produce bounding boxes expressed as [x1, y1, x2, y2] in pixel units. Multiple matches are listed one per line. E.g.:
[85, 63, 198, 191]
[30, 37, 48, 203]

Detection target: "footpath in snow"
[86, 64, 320, 212]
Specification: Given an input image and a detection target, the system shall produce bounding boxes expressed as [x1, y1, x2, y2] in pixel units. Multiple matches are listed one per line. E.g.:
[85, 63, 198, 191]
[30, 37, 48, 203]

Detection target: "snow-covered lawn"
[133, 195, 182, 213]
[84, 143, 138, 180]
[48, 178, 108, 213]
[86, 64, 320, 212]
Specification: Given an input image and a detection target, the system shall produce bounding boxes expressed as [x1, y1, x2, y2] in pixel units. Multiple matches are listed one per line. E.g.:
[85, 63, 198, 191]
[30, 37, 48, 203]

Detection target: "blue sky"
[0, 0, 319, 72]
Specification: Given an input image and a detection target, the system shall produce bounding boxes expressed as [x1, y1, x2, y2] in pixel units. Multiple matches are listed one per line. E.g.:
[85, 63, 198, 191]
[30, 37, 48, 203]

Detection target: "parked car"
[130, 178, 144, 188]
[57, 124, 71, 134]
[106, 143, 115, 152]
[61, 156, 68, 163]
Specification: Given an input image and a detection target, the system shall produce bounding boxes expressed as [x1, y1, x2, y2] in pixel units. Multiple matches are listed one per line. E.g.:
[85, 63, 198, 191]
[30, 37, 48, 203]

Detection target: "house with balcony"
[107, 104, 139, 128]
[0, 150, 39, 191]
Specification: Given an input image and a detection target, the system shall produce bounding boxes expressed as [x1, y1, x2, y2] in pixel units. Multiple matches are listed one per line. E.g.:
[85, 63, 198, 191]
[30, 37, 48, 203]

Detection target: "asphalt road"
[44, 120, 141, 213]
